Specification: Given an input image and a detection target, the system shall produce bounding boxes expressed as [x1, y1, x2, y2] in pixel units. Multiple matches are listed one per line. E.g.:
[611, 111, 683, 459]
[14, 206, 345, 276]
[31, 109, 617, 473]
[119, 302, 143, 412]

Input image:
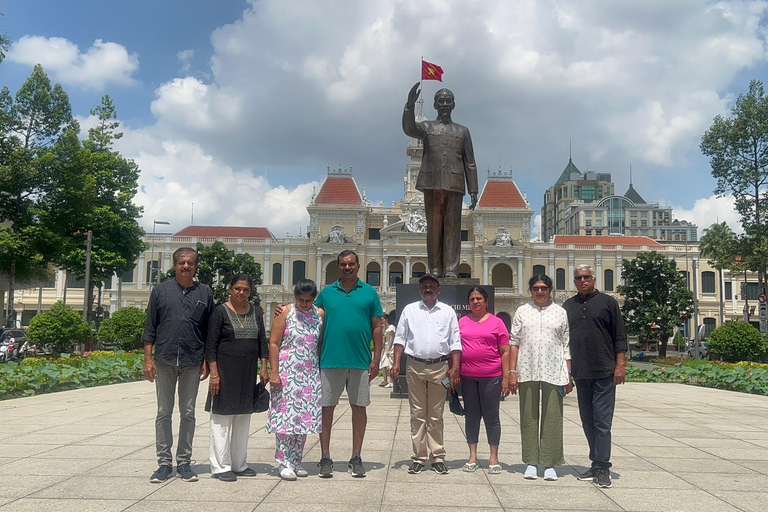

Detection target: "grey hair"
[574, 264, 594, 278]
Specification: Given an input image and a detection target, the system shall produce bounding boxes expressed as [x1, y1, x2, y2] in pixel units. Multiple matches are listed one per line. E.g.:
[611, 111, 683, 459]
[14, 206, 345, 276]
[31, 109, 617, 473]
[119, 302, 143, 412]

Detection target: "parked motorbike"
[0, 340, 12, 363]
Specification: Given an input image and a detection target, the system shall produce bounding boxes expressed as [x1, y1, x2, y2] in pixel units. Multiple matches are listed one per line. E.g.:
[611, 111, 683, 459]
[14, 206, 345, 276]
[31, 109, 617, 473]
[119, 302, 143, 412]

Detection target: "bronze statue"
[402, 83, 478, 278]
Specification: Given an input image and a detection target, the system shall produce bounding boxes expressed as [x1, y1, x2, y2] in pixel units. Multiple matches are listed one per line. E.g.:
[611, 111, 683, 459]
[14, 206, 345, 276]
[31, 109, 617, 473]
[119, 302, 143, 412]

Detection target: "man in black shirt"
[563, 264, 627, 489]
[143, 247, 214, 483]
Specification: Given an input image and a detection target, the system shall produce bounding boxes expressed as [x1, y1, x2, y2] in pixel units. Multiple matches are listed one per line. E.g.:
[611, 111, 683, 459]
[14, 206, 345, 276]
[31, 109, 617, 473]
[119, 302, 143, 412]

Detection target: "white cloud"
[670, 194, 743, 235]
[177, 49, 195, 73]
[7, 36, 139, 90]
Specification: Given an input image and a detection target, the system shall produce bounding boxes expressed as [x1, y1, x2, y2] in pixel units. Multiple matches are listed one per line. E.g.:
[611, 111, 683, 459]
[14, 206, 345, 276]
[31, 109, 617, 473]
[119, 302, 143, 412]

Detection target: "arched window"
[325, 261, 340, 285]
[701, 271, 715, 294]
[366, 262, 381, 287]
[411, 262, 427, 279]
[458, 263, 472, 279]
[272, 262, 282, 285]
[491, 264, 513, 287]
[556, 268, 566, 290]
[604, 269, 614, 292]
[533, 264, 546, 276]
[292, 260, 306, 285]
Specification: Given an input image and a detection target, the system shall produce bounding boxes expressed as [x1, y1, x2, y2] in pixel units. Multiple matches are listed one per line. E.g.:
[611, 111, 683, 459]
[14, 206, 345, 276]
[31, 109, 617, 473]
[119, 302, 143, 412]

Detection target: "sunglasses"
[574, 275, 593, 281]
[531, 286, 549, 292]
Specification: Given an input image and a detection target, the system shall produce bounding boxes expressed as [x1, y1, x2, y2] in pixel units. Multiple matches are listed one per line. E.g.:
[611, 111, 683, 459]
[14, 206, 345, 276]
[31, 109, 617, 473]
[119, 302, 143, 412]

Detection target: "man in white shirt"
[390, 274, 462, 475]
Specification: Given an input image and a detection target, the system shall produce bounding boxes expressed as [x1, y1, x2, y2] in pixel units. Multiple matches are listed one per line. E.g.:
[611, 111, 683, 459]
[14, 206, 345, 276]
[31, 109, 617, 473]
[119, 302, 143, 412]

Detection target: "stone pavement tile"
[0, 498, 135, 511]
[74, 434, 153, 447]
[612, 435, 687, 447]
[254, 504, 387, 512]
[712, 491, 768, 512]
[734, 460, 768, 475]
[33, 424, 120, 436]
[0, 445, 53, 459]
[605, 489, 742, 512]
[0, 459, 17, 468]
[492, 483, 621, 510]
[14, 434, 85, 445]
[35, 444, 140, 460]
[0, 475, 71, 499]
[700, 447, 768, 460]
[263, 479, 383, 505]
[644, 457, 751, 474]
[621, 446, 712, 459]
[599, 469, 696, 489]
[120, 446, 159, 461]
[82, 459, 155, 478]
[383, 482, 500, 508]
[0, 458, 111, 477]
[148, 475, 277, 503]
[680, 437, 763, 449]
[676, 471, 768, 491]
[29, 476, 156, 500]
[125, 500, 256, 512]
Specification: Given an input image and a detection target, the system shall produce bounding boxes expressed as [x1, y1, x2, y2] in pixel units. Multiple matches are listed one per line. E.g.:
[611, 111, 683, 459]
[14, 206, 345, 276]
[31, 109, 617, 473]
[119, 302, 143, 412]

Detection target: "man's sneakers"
[348, 455, 366, 477]
[211, 471, 237, 482]
[595, 468, 612, 488]
[576, 467, 596, 481]
[150, 465, 173, 483]
[431, 462, 449, 475]
[318, 457, 334, 478]
[407, 462, 424, 474]
[176, 463, 199, 482]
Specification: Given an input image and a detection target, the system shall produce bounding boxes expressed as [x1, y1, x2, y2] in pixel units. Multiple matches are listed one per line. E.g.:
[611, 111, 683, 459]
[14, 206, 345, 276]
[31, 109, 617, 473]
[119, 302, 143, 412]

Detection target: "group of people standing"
[142, 246, 626, 488]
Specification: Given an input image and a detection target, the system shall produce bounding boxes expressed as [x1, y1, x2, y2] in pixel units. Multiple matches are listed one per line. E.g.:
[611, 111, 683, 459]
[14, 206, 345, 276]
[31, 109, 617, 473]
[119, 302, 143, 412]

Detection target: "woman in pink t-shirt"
[458, 286, 510, 475]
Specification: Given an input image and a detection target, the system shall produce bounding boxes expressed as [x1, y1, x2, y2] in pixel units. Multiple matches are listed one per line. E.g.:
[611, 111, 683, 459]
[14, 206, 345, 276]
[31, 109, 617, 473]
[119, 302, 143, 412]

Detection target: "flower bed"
[627, 361, 768, 395]
[0, 351, 144, 400]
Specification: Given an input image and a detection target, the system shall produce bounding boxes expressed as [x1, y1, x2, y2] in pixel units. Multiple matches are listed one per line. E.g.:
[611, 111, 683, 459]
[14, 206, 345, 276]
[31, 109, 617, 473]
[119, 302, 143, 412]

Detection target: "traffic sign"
[759, 293, 768, 304]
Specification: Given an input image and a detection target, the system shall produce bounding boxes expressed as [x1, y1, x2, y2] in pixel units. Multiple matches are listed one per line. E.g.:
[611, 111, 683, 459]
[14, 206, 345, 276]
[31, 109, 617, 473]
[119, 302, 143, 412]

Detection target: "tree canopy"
[617, 251, 694, 358]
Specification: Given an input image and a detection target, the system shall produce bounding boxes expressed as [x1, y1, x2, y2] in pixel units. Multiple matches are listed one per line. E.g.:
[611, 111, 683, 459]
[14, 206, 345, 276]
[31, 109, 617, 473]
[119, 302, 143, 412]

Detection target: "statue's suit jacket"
[402, 110, 479, 196]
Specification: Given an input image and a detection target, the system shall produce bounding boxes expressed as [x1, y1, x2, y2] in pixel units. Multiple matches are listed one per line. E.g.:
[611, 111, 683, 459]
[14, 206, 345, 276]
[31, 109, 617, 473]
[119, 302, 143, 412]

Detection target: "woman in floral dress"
[267, 279, 324, 480]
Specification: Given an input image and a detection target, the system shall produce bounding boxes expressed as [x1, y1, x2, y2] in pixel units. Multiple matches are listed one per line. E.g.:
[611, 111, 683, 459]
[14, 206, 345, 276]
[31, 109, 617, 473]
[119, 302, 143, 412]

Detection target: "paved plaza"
[1, 378, 767, 511]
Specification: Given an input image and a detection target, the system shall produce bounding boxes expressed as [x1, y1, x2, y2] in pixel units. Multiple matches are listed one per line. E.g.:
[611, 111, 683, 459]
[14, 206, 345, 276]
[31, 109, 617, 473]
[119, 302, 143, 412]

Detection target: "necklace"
[228, 303, 248, 328]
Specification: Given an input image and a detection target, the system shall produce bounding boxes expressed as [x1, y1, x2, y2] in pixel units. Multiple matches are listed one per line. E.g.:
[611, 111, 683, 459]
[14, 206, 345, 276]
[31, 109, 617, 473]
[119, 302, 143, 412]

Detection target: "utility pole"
[82, 230, 92, 322]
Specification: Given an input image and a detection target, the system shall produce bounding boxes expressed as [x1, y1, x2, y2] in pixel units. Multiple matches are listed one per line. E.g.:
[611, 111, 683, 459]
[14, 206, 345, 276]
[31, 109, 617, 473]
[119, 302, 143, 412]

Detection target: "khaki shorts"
[321, 368, 371, 407]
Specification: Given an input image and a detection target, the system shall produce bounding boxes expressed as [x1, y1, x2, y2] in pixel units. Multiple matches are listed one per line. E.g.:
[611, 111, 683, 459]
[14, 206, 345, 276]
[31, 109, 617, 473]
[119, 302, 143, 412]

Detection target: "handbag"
[253, 380, 270, 413]
[448, 389, 465, 416]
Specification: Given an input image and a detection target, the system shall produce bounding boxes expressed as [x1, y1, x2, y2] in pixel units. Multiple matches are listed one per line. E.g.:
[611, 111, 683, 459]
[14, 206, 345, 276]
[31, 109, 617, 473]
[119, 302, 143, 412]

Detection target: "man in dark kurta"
[563, 264, 627, 489]
[402, 83, 478, 278]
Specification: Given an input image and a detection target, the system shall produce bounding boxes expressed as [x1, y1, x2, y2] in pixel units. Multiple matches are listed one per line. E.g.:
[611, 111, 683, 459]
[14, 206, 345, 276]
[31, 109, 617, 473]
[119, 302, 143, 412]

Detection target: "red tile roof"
[314, 177, 363, 205]
[174, 226, 275, 238]
[478, 179, 528, 208]
[553, 235, 660, 246]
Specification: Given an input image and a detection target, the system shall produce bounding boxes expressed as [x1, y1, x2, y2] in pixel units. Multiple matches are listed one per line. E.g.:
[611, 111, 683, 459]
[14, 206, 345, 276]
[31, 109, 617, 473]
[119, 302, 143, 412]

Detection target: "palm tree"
[699, 222, 737, 325]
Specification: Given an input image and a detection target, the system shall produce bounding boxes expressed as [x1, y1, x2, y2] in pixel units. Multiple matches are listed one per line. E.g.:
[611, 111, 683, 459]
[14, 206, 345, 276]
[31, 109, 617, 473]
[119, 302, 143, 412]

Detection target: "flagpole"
[420, 56, 423, 91]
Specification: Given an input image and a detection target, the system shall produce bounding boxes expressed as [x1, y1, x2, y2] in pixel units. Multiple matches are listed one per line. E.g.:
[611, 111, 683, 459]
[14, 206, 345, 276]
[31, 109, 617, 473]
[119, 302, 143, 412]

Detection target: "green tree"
[97, 306, 146, 351]
[701, 79, 768, 295]
[38, 95, 146, 323]
[160, 241, 263, 306]
[0, 15, 8, 65]
[617, 251, 694, 358]
[699, 221, 737, 325]
[26, 301, 92, 355]
[707, 321, 767, 362]
[0, 65, 76, 325]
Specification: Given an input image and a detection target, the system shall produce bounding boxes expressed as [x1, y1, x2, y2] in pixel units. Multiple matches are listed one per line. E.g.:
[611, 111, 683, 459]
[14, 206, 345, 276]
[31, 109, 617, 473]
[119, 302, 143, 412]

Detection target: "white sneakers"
[524, 465, 538, 479]
[543, 467, 558, 481]
[280, 467, 297, 481]
[295, 466, 308, 477]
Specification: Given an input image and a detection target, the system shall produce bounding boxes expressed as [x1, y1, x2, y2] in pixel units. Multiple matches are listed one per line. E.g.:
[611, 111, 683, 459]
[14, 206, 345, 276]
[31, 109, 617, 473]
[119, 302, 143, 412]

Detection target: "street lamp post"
[149, 220, 170, 295]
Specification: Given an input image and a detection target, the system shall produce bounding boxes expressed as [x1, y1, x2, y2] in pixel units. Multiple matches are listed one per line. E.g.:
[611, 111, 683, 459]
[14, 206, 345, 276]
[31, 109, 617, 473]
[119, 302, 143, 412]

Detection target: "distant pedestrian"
[379, 313, 396, 388]
[509, 275, 571, 481]
[143, 247, 215, 483]
[563, 264, 627, 488]
[390, 274, 461, 475]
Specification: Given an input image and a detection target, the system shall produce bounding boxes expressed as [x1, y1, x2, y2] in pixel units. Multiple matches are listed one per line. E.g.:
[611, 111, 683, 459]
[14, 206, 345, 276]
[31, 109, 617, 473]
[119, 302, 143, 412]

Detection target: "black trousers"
[461, 375, 502, 445]
[575, 376, 615, 469]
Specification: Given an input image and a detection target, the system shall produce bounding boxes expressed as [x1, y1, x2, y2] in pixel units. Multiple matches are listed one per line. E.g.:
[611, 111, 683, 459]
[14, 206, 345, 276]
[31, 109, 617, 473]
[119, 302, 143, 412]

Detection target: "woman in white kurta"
[508, 274, 572, 481]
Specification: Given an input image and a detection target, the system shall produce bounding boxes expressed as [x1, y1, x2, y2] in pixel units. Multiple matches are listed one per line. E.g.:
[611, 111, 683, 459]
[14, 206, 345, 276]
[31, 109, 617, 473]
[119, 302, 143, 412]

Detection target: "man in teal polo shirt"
[315, 249, 383, 478]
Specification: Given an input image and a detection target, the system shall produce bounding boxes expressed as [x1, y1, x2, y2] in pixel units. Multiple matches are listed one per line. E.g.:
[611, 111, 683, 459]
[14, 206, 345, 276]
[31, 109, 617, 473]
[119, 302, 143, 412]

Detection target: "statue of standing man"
[402, 83, 478, 278]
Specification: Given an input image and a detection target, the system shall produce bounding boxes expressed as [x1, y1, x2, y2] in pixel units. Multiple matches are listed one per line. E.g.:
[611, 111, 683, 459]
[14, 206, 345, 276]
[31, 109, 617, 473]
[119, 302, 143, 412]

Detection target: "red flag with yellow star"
[422, 60, 444, 81]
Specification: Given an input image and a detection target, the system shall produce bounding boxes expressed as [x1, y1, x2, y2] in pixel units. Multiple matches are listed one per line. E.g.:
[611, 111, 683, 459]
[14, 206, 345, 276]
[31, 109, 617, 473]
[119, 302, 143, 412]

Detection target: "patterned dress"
[266, 305, 323, 435]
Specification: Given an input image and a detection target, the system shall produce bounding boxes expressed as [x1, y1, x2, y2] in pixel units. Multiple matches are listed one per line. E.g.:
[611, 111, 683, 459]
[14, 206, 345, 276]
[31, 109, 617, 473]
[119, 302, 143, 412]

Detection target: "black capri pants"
[460, 375, 502, 445]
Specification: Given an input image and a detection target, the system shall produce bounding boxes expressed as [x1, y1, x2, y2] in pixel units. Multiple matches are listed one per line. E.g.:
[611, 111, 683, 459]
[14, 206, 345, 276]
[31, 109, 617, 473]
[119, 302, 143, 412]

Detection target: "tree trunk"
[658, 334, 668, 358]
[5, 259, 15, 327]
[718, 268, 725, 326]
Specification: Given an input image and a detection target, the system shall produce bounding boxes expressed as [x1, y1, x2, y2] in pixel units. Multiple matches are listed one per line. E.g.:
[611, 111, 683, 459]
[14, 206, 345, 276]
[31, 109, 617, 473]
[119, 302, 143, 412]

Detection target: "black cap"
[418, 273, 440, 286]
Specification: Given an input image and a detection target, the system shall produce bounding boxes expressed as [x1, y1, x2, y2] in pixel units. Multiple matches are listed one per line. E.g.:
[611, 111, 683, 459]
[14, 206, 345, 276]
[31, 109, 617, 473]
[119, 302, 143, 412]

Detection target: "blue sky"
[2, 0, 767, 238]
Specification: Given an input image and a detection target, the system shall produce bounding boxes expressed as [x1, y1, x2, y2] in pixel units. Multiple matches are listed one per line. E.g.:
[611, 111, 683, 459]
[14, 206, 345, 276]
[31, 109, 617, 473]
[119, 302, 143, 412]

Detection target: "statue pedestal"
[389, 282, 495, 399]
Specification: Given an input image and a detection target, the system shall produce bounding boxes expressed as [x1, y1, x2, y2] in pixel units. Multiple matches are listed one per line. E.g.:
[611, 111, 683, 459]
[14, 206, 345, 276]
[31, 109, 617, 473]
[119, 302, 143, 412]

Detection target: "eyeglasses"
[531, 286, 549, 292]
[574, 275, 593, 281]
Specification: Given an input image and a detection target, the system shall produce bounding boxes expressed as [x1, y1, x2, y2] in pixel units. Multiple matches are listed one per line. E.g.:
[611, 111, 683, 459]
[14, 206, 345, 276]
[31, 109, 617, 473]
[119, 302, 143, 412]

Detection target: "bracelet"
[210, 375, 219, 379]
[508, 370, 517, 373]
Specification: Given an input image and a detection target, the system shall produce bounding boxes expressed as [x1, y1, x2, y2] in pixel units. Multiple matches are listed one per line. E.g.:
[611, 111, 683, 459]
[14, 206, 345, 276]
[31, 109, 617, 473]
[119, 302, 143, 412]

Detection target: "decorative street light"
[149, 220, 170, 295]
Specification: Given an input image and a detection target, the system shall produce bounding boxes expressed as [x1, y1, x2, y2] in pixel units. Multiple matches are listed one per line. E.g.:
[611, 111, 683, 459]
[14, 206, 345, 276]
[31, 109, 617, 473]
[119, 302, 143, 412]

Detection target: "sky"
[2, 0, 766, 240]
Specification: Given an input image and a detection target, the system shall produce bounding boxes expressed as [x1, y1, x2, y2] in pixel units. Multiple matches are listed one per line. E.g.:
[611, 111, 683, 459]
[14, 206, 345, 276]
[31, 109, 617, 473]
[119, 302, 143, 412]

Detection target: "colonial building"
[5, 137, 756, 339]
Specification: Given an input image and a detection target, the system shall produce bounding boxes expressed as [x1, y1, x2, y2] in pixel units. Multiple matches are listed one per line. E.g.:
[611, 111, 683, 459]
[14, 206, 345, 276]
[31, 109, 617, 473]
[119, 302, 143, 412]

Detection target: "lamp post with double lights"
[149, 220, 170, 296]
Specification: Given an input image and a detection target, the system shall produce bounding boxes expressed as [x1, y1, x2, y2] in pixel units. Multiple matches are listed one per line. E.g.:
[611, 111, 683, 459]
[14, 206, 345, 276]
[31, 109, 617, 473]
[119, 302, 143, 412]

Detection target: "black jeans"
[460, 375, 502, 445]
[575, 376, 615, 469]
